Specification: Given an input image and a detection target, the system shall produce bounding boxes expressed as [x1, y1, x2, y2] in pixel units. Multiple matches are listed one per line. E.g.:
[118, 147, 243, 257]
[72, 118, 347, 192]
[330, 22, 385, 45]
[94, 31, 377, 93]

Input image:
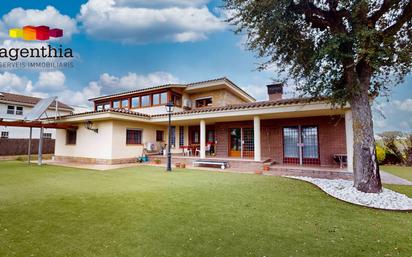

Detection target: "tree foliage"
[224, 0, 412, 105]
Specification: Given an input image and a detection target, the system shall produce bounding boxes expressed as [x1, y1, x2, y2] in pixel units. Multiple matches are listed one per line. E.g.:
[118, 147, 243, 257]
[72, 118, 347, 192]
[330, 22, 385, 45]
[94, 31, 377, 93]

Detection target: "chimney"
[267, 83, 283, 101]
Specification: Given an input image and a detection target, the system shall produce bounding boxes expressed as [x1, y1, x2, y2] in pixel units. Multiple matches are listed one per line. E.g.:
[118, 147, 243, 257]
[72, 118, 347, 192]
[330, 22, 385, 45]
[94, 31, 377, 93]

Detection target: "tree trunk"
[349, 80, 382, 193]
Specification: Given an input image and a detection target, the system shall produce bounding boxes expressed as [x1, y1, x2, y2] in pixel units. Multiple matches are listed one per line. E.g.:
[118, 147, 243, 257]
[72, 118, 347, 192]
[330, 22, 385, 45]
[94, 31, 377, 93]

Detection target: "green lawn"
[382, 165, 412, 182]
[0, 161, 411, 257]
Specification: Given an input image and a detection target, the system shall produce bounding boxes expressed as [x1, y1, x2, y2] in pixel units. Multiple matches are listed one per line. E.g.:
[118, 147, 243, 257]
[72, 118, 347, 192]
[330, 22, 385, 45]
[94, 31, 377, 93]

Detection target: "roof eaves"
[88, 84, 186, 102]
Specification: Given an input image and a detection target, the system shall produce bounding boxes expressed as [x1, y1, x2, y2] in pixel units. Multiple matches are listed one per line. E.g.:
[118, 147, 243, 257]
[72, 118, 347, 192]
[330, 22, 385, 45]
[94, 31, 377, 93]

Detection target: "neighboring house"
[52, 77, 353, 171]
[0, 92, 74, 139]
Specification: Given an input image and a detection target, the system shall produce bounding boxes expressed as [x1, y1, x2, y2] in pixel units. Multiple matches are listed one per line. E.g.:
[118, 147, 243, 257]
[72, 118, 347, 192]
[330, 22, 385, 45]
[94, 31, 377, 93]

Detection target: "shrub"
[376, 146, 386, 164]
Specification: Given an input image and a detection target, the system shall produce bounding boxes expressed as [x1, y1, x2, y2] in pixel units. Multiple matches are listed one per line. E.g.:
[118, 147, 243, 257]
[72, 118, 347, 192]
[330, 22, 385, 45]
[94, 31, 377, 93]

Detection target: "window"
[1, 131, 9, 139]
[131, 97, 139, 108]
[103, 103, 111, 110]
[207, 130, 215, 143]
[96, 105, 103, 111]
[16, 106, 23, 115]
[7, 105, 15, 115]
[179, 126, 184, 146]
[196, 98, 212, 108]
[141, 95, 150, 107]
[121, 99, 129, 108]
[160, 92, 167, 104]
[113, 100, 120, 108]
[171, 126, 176, 147]
[126, 129, 142, 144]
[156, 130, 164, 142]
[192, 130, 200, 144]
[66, 130, 77, 145]
[43, 133, 52, 139]
[172, 94, 182, 107]
[153, 93, 160, 105]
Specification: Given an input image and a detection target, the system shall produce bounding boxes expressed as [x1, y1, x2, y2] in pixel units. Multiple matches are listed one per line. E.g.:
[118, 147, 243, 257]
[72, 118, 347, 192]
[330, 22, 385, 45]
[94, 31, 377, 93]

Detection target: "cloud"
[394, 99, 412, 112]
[1, 6, 78, 41]
[92, 71, 179, 95]
[35, 71, 66, 90]
[77, 0, 225, 44]
[0, 72, 32, 93]
[0, 71, 179, 107]
[114, 0, 209, 7]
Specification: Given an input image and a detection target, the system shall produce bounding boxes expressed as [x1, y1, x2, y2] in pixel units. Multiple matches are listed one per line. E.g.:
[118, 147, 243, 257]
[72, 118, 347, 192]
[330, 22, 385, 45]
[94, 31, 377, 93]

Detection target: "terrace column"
[345, 110, 354, 172]
[253, 116, 261, 161]
[200, 120, 206, 159]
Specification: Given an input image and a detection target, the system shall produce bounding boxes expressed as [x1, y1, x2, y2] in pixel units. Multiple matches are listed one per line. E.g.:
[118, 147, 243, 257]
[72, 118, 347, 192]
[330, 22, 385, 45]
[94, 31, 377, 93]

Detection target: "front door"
[283, 126, 320, 165]
[229, 128, 255, 157]
[229, 128, 241, 157]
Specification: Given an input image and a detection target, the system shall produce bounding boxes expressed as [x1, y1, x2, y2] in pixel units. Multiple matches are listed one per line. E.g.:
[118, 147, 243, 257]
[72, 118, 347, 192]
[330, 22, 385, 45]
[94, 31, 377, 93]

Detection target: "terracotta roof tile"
[57, 108, 150, 119]
[88, 77, 255, 102]
[0, 92, 73, 110]
[57, 97, 326, 120]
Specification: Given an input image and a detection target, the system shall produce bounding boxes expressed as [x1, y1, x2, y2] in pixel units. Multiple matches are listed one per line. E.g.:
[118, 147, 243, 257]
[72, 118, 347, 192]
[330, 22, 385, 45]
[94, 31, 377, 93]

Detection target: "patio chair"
[182, 146, 193, 156]
[206, 143, 212, 155]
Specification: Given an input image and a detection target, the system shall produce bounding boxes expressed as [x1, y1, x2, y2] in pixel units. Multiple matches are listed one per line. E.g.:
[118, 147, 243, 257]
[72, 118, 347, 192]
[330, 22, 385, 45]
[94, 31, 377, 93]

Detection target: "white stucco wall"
[55, 120, 173, 160]
[111, 120, 167, 159]
[55, 120, 114, 159]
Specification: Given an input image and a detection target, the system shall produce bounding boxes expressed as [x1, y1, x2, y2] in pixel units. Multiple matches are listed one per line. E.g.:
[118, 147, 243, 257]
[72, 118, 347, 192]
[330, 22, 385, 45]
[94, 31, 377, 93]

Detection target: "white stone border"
[285, 176, 412, 211]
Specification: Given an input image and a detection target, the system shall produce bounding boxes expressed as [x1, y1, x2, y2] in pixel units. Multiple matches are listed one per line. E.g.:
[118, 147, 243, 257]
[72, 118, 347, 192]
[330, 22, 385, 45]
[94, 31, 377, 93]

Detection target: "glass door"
[283, 126, 320, 165]
[283, 127, 300, 164]
[229, 128, 242, 157]
[301, 126, 320, 164]
[242, 128, 254, 157]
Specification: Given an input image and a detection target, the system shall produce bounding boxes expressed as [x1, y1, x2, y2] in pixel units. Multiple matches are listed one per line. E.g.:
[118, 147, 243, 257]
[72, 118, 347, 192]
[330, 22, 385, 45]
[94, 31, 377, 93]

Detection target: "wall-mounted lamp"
[84, 120, 98, 133]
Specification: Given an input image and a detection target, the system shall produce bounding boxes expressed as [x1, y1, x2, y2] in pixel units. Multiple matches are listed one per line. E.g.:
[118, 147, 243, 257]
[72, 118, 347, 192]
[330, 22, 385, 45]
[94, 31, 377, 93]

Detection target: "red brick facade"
[215, 115, 346, 167]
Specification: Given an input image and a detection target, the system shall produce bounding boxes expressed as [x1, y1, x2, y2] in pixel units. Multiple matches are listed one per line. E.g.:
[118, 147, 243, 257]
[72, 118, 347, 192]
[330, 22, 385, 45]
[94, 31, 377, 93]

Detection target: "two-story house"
[52, 77, 353, 171]
[0, 92, 73, 140]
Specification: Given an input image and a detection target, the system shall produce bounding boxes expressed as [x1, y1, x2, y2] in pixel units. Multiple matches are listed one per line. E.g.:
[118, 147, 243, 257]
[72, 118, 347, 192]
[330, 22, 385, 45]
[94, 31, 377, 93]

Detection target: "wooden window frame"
[126, 129, 143, 145]
[66, 129, 77, 145]
[121, 99, 129, 109]
[195, 97, 213, 108]
[131, 97, 140, 108]
[152, 93, 161, 106]
[179, 126, 185, 146]
[140, 95, 151, 108]
[156, 130, 164, 142]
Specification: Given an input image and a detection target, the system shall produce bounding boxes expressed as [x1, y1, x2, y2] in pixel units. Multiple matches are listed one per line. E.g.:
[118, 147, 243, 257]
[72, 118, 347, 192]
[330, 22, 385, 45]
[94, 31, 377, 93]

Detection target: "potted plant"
[153, 159, 161, 165]
[175, 162, 181, 168]
[262, 164, 270, 171]
[180, 163, 186, 168]
[255, 170, 263, 175]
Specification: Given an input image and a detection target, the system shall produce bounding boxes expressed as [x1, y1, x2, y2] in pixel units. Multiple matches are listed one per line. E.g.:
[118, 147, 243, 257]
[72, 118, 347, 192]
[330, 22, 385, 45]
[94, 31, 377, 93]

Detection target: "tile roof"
[88, 84, 185, 101]
[55, 108, 150, 119]
[0, 92, 73, 110]
[151, 97, 326, 117]
[88, 77, 255, 102]
[57, 97, 326, 120]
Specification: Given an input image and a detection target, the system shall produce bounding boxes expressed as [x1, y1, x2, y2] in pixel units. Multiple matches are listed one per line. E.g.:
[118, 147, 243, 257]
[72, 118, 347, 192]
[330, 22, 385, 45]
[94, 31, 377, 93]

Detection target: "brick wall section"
[0, 139, 55, 156]
[215, 115, 346, 166]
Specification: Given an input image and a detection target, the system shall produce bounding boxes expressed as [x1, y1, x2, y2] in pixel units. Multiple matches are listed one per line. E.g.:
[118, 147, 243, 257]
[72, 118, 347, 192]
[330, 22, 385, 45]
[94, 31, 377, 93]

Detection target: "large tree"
[224, 0, 412, 193]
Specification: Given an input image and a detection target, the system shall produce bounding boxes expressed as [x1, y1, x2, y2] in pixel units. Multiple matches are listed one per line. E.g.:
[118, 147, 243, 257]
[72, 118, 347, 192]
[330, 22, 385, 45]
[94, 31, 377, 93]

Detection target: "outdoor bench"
[193, 160, 229, 170]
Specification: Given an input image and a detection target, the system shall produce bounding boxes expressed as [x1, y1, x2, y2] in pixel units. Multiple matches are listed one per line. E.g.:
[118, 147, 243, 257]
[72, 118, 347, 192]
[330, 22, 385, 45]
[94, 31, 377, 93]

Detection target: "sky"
[0, 0, 410, 133]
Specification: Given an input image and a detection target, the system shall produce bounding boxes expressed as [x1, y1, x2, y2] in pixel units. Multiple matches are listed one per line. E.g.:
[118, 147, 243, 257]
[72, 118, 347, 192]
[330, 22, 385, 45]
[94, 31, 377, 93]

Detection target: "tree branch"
[289, 1, 350, 32]
[383, 1, 412, 37]
[368, 0, 397, 25]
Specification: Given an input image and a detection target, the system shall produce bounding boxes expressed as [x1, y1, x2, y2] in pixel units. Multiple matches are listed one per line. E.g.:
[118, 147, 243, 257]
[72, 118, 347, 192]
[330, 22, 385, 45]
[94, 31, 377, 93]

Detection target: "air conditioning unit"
[183, 99, 192, 109]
